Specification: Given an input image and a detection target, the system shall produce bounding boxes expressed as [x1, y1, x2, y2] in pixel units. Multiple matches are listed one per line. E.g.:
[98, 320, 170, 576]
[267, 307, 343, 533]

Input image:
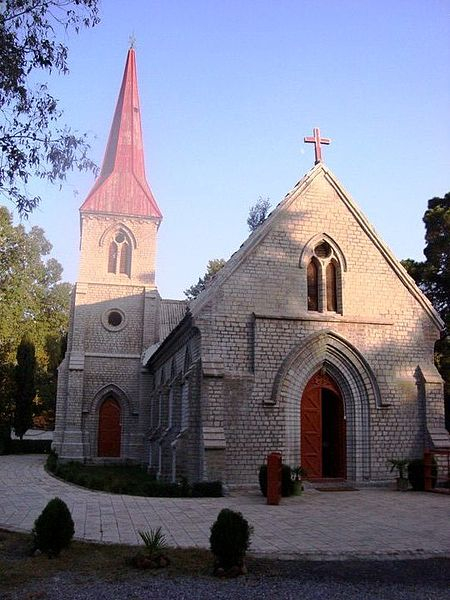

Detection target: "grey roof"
[159, 299, 187, 341]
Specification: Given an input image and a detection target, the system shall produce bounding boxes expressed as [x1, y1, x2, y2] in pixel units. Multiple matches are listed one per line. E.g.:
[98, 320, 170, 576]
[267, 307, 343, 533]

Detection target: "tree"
[247, 196, 271, 232]
[0, 0, 100, 215]
[402, 192, 450, 430]
[0, 207, 71, 429]
[13, 334, 36, 439]
[184, 195, 271, 300]
[184, 258, 226, 300]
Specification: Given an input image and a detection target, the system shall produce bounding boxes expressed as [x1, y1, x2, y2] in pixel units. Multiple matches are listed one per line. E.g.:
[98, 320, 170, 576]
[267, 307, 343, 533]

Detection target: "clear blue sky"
[8, 0, 450, 299]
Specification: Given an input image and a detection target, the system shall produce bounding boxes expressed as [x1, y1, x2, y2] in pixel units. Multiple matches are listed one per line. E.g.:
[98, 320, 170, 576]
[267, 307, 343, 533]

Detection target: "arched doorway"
[98, 397, 121, 457]
[301, 370, 346, 479]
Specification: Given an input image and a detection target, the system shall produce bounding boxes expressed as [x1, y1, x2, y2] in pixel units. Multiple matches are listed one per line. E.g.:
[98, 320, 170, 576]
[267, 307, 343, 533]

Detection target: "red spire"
[80, 48, 162, 219]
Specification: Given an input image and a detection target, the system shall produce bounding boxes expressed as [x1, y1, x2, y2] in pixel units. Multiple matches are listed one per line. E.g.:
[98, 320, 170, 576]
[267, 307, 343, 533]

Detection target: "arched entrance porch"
[301, 370, 346, 479]
[270, 331, 381, 481]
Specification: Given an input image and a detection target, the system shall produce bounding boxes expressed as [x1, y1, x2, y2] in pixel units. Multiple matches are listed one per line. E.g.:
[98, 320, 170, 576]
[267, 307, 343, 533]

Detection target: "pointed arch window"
[307, 258, 319, 311]
[326, 260, 338, 312]
[305, 239, 343, 314]
[107, 230, 132, 276]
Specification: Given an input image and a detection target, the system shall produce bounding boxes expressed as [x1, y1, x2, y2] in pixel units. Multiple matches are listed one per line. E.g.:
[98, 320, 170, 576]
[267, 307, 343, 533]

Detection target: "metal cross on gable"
[304, 127, 331, 164]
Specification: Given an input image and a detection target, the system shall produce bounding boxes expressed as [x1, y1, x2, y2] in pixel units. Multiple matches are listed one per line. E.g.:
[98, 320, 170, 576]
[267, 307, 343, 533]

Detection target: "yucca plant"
[138, 527, 167, 557]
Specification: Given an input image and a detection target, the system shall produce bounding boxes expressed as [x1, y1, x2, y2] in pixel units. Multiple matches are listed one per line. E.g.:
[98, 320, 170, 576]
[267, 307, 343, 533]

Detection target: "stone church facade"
[54, 48, 448, 486]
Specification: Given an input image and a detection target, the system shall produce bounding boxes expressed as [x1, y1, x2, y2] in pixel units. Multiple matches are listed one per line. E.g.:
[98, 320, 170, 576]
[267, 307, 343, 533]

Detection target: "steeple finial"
[129, 33, 136, 49]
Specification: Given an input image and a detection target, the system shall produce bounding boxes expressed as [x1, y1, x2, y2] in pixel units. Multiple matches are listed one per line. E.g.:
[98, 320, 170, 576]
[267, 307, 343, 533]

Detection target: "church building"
[54, 48, 448, 486]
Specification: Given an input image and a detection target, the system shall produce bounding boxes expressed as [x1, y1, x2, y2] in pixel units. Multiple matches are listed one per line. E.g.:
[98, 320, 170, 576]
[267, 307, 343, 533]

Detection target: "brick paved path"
[1, 455, 448, 558]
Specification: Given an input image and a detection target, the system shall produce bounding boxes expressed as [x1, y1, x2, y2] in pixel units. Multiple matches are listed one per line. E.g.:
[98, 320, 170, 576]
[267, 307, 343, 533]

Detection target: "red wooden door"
[98, 397, 121, 457]
[301, 371, 345, 479]
[301, 383, 322, 478]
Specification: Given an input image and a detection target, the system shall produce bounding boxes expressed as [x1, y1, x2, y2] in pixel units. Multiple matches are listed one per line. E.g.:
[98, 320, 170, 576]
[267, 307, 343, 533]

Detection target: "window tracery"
[305, 239, 343, 313]
[107, 229, 132, 276]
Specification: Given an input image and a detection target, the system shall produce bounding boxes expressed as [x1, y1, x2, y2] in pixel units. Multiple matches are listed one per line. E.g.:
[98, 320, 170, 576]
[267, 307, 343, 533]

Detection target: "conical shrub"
[32, 497, 75, 557]
[210, 508, 252, 570]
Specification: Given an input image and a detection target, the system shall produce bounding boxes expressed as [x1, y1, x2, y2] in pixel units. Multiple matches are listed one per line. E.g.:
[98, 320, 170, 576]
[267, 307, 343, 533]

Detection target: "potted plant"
[387, 458, 409, 491]
[291, 465, 307, 496]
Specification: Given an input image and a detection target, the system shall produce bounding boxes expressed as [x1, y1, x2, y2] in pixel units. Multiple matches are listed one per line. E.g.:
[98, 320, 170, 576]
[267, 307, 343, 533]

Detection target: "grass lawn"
[0, 528, 214, 591]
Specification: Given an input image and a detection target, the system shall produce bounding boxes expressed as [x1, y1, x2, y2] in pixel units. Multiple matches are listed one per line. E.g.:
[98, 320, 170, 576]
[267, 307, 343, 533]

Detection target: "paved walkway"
[0, 455, 449, 559]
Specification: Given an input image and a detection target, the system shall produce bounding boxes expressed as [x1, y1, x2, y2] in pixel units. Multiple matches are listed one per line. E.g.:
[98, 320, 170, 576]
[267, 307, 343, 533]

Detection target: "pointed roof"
[189, 163, 444, 331]
[80, 48, 162, 219]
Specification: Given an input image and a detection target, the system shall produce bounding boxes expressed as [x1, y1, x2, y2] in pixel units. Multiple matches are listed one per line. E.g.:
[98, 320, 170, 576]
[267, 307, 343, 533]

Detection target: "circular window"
[115, 232, 125, 243]
[102, 308, 127, 332]
[108, 311, 123, 327]
[314, 241, 332, 259]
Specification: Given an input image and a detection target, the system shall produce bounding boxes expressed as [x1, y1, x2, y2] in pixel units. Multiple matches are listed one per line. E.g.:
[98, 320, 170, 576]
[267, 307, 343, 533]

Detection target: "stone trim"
[203, 426, 226, 449]
[268, 330, 382, 481]
[98, 222, 138, 249]
[68, 351, 85, 370]
[85, 352, 141, 359]
[299, 232, 348, 271]
[253, 312, 393, 326]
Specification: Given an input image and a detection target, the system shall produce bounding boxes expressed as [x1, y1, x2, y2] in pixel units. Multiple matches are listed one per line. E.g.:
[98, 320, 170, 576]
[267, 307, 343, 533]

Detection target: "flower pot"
[396, 477, 409, 491]
[292, 480, 304, 496]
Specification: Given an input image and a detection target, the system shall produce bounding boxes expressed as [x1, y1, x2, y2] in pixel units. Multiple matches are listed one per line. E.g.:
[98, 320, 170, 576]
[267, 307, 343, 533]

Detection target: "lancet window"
[305, 240, 343, 314]
[107, 230, 132, 276]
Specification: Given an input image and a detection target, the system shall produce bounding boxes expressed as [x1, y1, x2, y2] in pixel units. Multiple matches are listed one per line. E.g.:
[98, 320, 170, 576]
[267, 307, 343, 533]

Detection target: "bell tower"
[54, 48, 162, 462]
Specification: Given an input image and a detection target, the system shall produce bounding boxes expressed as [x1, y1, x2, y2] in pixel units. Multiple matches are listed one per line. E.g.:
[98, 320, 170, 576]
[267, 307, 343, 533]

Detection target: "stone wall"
[189, 167, 444, 485]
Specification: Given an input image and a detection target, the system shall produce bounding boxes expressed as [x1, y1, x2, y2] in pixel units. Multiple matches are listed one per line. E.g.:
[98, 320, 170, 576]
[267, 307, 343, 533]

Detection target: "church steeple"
[80, 47, 162, 219]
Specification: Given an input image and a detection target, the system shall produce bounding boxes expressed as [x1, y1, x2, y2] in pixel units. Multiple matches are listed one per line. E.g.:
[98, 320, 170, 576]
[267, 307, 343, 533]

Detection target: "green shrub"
[408, 457, 437, 491]
[192, 481, 223, 497]
[139, 527, 167, 557]
[210, 508, 252, 570]
[0, 425, 11, 455]
[8, 439, 51, 454]
[258, 464, 293, 497]
[32, 497, 75, 557]
[46, 449, 58, 472]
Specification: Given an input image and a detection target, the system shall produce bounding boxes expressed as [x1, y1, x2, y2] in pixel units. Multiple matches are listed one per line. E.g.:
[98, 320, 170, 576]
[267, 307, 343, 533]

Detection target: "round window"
[102, 308, 127, 331]
[314, 241, 332, 259]
[115, 232, 125, 243]
[108, 311, 123, 327]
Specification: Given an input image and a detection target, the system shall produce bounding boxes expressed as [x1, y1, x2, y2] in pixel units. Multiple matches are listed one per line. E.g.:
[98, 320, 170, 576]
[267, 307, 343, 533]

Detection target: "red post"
[267, 452, 282, 505]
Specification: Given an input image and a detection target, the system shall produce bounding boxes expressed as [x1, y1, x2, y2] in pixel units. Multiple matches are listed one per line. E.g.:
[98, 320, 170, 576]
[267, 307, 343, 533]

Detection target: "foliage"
[138, 527, 167, 557]
[184, 195, 270, 300]
[210, 508, 253, 571]
[247, 196, 271, 232]
[0, 423, 11, 455]
[32, 497, 75, 557]
[45, 456, 223, 498]
[184, 258, 226, 300]
[13, 334, 36, 439]
[258, 463, 293, 497]
[291, 465, 308, 480]
[402, 192, 450, 430]
[407, 458, 438, 491]
[5, 438, 51, 454]
[387, 458, 409, 479]
[191, 480, 223, 497]
[0, 528, 214, 590]
[0, 0, 100, 215]
[0, 207, 71, 429]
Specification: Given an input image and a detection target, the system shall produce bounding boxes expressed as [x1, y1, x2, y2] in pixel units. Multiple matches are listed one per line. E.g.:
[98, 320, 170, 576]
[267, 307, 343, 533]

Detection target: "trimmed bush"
[0, 424, 11, 455]
[7, 439, 51, 454]
[210, 508, 252, 572]
[192, 481, 223, 497]
[32, 497, 75, 557]
[258, 463, 293, 497]
[408, 458, 437, 491]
